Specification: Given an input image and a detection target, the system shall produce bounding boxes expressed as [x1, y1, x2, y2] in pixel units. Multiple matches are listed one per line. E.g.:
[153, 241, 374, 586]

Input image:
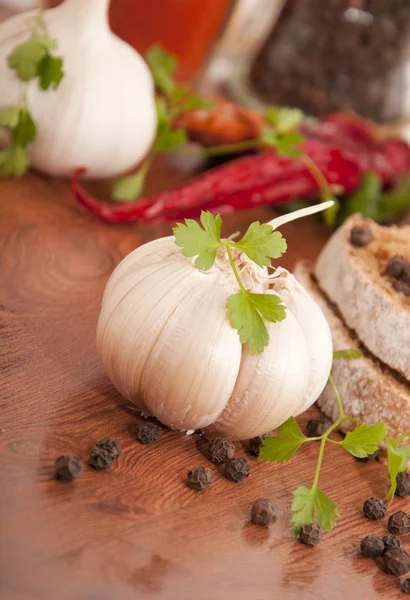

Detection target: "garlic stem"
[268, 200, 334, 230]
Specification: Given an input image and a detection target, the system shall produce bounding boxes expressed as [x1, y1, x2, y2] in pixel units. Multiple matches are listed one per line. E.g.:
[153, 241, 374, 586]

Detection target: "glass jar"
[248, 0, 410, 123]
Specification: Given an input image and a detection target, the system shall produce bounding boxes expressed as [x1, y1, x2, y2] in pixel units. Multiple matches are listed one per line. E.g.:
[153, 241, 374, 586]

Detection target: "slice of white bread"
[315, 214, 410, 382]
[295, 261, 410, 443]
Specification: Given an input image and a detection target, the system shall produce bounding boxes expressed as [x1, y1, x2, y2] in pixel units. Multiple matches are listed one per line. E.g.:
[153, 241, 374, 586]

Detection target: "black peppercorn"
[55, 454, 83, 482]
[250, 498, 279, 527]
[382, 535, 402, 554]
[208, 437, 235, 463]
[385, 255, 410, 280]
[187, 466, 214, 491]
[350, 225, 373, 248]
[96, 437, 121, 460]
[363, 497, 387, 520]
[248, 435, 266, 456]
[396, 472, 410, 498]
[388, 511, 410, 535]
[393, 280, 410, 298]
[224, 457, 251, 482]
[133, 422, 162, 445]
[382, 548, 410, 576]
[356, 449, 379, 462]
[88, 447, 113, 471]
[299, 524, 322, 547]
[306, 415, 332, 437]
[402, 578, 410, 594]
[360, 535, 384, 558]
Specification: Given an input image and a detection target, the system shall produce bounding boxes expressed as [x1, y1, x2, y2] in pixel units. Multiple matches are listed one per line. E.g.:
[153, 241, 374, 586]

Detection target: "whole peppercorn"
[388, 511, 410, 535]
[88, 447, 113, 471]
[363, 497, 387, 520]
[382, 535, 402, 554]
[306, 415, 332, 437]
[187, 466, 214, 491]
[356, 449, 379, 462]
[133, 422, 162, 445]
[382, 548, 410, 576]
[96, 437, 121, 460]
[248, 435, 266, 456]
[250, 498, 279, 527]
[402, 578, 410, 594]
[385, 255, 410, 280]
[393, 280, 410, 298]
[208, 437, 235, 463]
[360, 535, 384, 558]
[224, 457, 251, 482]
[350, 225, 373, 248]
[55, 454, 83, 482]
[299, 524, 322, 547]
[396, 472, 410, 498]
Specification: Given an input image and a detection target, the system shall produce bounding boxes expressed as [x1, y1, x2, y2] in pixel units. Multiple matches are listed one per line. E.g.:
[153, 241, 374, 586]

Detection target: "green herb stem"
[203, 139, 261, 157]
[302, 154, 332, 202]
[225, 242, 246, 292]
[328, 374, 345, 419]
[312, 435, 327, 490]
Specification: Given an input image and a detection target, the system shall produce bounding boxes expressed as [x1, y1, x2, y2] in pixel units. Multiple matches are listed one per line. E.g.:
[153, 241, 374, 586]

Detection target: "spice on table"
[299, 524, 322, 547]
[393, 280, 410, 298]
[224, 457, 251, 482]
[382, 535, 403, 553]
[381, 548, 410, 576]
[306, 415, 332, 437]
[96, 437, 121, 460]
[248, 435, 266, 456]
[360, 535, 384, 558]
[88, 447, 113, 471]
[356, 449, 379, 462]
[133, 422, 162, 445]
[384, 255, 410, 281]
[388, 511, 410, 535]
[186, 466, 214, 491]
[250, 498, 279, 527]
[208, 437, 235, 463]
[349, 225, 373, 248]
[402, 578, 410, 594]
[363, 497, 387, 520]
[396, 472, 410, 498]
[55, 454, 83, 482]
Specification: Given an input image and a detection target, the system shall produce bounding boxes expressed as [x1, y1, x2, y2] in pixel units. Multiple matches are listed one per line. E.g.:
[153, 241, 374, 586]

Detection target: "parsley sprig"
[260, 367, 410, 535]
[173, 210, 287, 354]
[0, 10, 64, 178]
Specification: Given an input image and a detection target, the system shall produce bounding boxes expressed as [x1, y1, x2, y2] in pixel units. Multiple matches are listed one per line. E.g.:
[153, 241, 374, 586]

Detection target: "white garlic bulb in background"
[0, 0, 157, 178]
[97, 203, 334, 441]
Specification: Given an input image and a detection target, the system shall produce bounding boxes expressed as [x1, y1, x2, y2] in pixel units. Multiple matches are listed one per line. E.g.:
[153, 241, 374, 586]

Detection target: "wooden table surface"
[0, 157, 409, 600]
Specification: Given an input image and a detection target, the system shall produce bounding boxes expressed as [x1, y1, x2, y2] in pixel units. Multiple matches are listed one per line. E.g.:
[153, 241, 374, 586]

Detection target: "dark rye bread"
[295, 261, 410, 446]
[315, 214, 410, 382]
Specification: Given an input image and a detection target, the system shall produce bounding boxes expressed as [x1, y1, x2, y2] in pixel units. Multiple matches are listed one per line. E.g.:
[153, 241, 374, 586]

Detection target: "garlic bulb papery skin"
[271, 268, 333, 417]
[0, 0, 157, 178]
[96, 202, 335, 440]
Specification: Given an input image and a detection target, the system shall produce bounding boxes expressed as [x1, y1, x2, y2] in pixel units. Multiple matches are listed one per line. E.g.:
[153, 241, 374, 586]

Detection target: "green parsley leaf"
[0, 146, 29, 177]
[291, 486, 339, 535]
[173, 211, 222, 270]
[260, 417, 306, 463]
[234, 222, 287, 267]
[155, 128, 187, 151]
[226, 291, 286, 354]
[275, 131, 305, 157]
[333, 349, 362, 360]
[266, 106, 303, 133]
[7, 39, 48, 81]
[170, 87, 214, 112]
[341, 422, 389, 459]
[386, 436, 410, 501]
[36, 54, 64, 90]
[260, 127, 277, 147]
[0, 107, 20, 129]
[145, 44, 177, 98]
[343, 172, 382, 222]
[12, 109, 36, 147]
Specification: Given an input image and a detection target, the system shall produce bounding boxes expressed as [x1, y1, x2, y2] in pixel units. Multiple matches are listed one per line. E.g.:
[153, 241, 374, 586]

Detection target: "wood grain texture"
[0, 157, 409, 600]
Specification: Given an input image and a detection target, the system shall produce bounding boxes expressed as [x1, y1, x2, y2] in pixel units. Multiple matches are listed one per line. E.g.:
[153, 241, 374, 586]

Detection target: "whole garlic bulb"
[0, 0, 157, 178]
[97, 204, 333, 441]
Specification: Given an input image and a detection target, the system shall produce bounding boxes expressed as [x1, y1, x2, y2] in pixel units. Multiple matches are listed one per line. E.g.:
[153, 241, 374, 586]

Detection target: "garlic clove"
[272, 269, 333, 416]
[206, 295, 310, 441]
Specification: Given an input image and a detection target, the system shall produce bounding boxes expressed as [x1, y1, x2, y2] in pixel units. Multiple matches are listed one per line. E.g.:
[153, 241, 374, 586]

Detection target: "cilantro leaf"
[7, 39, 48, 81]
[333, 349, 362, 360]
[291, 486, 339, 535]
[341, 422, 389, 459]
[145, 44, 177, 98]
[173, 211, 222, 270]
[387, 436, 410, 501]
[0, 107, 20, 129]
[226, 291, 286, 354]
[234, 222, 287, 267]
[37, 54, 64, 90]
[0, 146, 29, 177]
[260, 417, 306, 463]
[266, 106, 303, 133]
[275, 131, 305, 157]
[12, 109, 36, 147]
[155, 127, 187, 151]
[260, 127, 277, 147]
